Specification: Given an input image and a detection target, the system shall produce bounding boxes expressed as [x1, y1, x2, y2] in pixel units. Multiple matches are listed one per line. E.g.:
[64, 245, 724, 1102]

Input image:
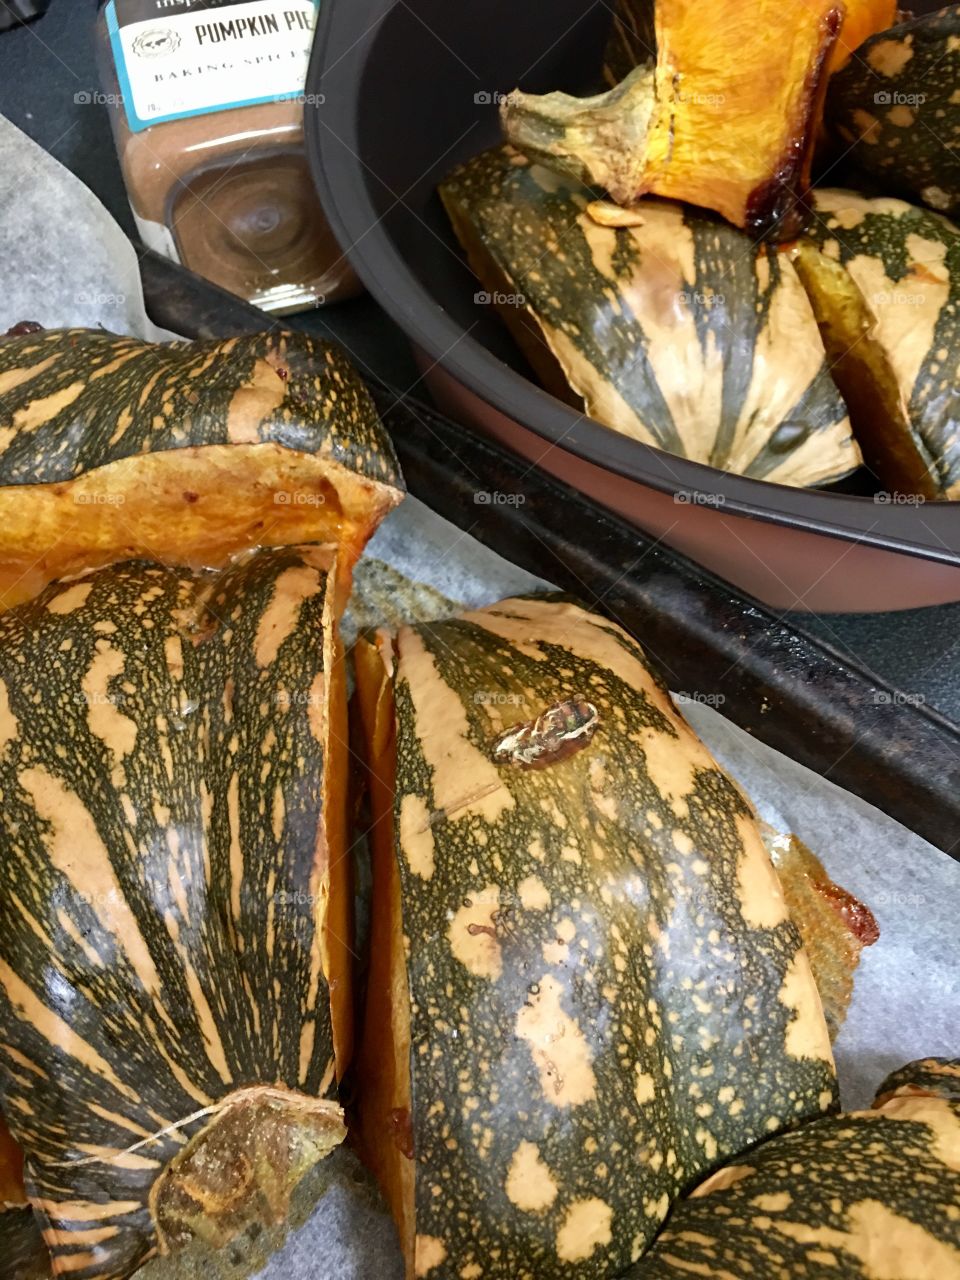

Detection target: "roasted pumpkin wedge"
[354, 595, 838, 1280]
[502, 0, 848, 238]
[763, 829, 878, 1042]
[440, 147, 861, 487]
[795, 189, 960, 498]
[0, 545, 351, 1280]
[625, 1059, 960, 1278]
[828, 6, 960, 217]
[0, 329, 403, 611]
[603, 0, 896, 84]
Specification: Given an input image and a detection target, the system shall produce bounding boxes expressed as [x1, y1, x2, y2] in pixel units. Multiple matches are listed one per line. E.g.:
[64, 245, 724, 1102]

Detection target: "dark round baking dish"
[305, 0, 960, 610]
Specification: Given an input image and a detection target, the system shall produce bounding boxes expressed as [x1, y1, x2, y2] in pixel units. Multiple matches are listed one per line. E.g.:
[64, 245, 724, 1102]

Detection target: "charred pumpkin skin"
[0, 329, 403, 609]
[502, 0, 846, 239]
[357, 595, 837, 1280]
[800, 189, 960, 498]
[828, 7, 960, 217]
[625, 1070, 960, 1278]
[440, 147, 860, 487]
[0, 546, 350, 1280]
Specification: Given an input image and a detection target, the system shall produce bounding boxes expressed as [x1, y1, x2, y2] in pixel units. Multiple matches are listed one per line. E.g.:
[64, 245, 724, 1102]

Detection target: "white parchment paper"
[1, 113, 956, 1277]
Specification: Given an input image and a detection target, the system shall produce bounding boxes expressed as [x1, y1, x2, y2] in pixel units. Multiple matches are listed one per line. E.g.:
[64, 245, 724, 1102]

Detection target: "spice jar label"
[105, 0, 320, 134]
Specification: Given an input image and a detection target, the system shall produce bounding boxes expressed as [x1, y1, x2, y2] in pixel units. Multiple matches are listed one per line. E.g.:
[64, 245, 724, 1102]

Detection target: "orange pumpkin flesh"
[504, 0, 896, 239]
[353, 633, 416, 1275]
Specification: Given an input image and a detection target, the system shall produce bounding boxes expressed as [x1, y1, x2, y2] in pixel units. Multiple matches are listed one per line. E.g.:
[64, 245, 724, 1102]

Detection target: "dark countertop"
[3, 0, 959, 723]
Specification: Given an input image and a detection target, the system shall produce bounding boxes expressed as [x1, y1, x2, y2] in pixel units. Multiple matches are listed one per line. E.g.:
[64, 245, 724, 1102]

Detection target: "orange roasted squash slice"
[503, 0, 893, 239]
[0, 328, 403, 612]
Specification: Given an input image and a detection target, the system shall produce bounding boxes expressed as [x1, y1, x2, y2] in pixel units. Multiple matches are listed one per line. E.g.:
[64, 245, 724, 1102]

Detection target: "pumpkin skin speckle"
[355, 594, 837, 1280]
[625, 1061, 960, 1278]
[0, 546, 350, 1280]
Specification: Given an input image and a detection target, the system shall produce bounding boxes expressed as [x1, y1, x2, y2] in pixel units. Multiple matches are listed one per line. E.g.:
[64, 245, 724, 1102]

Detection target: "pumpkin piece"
[828, 7, 960, 217]
[874, 1057, 960, 1106]
[796, 189, 960, 498]
[0, 545, 351, 1280]
[440, 146, 861, 487]
[0, 329, 403, 612]
[625, 1063, 960, 1278]
[763, 829, 878, 1042]
[603, 0, 896, 84]
[502, 0, 845, 239]
[354, 594, 838, 1280]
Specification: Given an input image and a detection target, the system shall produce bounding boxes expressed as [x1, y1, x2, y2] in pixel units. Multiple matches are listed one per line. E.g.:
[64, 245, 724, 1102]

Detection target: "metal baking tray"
[139, 249, 960, 856]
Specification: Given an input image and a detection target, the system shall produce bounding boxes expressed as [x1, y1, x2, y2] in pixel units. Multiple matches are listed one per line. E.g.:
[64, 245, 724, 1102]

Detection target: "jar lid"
[0, 0, 52, 30]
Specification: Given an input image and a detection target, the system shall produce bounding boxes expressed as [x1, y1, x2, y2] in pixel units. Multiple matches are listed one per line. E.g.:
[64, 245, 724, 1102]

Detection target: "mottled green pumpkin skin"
[390, 595, 837, 1279]
[440, 147, 858, 487]
[0, 546, 344, 1280]
[0, 328, 400, 489]
[626, 1078, 960, 1277]
[827, 8, 960, 217]
[804, 190, 960, 496]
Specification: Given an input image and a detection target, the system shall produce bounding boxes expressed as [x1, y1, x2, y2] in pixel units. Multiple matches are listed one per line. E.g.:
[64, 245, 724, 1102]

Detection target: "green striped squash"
[0, 545, 350, 1280]
[798, 189, 960, 498]
[0, 329, 403, 609]
[625, 1059, 960, 1277]
[440, 147, 861, 487]
[827, 7, 960, 217]
[355, 594, 838, 1280]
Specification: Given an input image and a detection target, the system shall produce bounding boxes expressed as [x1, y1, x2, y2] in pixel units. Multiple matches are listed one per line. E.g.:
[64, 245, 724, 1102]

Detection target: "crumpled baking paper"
[0, 113, 956, 1279]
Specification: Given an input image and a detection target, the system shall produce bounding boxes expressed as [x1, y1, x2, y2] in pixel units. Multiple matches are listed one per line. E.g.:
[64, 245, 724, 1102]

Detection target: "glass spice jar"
[96, 0, 360, 313]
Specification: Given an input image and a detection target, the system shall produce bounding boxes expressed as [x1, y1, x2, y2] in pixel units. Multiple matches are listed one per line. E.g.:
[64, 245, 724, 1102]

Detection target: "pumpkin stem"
[149, 1086, 345, 1256]
[500, 65, 656, 205]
